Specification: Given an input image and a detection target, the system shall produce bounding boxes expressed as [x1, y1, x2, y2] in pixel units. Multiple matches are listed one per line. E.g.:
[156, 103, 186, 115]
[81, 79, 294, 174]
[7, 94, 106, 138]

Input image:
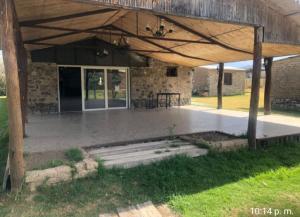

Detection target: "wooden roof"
[3, 0, 300, 66]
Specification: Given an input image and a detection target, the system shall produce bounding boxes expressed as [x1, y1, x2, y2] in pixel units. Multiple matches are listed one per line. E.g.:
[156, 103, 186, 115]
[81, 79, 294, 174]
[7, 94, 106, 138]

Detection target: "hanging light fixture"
[113, 17, 130, 49]
[113, 34, 130, 49]
[145, 18, 174, 37]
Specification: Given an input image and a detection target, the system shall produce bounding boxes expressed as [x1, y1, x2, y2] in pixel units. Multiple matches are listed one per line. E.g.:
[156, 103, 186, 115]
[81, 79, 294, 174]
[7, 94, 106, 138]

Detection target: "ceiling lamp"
[113, 34, 130, 49]
[146, 18, 174, 37]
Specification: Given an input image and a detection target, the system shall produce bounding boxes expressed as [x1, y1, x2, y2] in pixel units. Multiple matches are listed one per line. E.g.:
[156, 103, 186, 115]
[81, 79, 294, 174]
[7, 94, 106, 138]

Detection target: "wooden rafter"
[110, 25, 214, 62]
[23, 25, 214, 45]
[19, 8, 117, 26]
[159, 15, 253, 55]
[23, 25, 106, 44]
[26, 42, 172, 54]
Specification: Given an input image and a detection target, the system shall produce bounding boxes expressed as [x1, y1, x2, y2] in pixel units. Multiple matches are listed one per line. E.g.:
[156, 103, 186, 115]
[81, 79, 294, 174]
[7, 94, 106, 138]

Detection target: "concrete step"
[104, 146, 208, 169]
[136, 201, 163, 217]
[89, 140, 189, 156]
[89, 139, 208, 169]
[99, 201, 177, 217]
[99, 214, 118, 217]
[117, 206, 141, 217]
[99, 145, 197, 161]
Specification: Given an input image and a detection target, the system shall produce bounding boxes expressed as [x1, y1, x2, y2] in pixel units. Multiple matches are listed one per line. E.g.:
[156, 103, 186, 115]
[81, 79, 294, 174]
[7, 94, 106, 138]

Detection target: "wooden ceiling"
[11, 0, 300, 66]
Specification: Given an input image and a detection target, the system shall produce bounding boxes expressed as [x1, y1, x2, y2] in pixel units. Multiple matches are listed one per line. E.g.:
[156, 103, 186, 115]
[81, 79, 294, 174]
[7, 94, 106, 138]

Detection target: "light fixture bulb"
[146, 24, 151, 31]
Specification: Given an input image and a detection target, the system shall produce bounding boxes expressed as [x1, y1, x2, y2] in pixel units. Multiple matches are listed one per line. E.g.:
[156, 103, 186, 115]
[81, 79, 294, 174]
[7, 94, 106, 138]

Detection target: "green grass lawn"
[0, 96, 8, 186]
[192, 89, 300, 117]
[0, 142, 299, 217]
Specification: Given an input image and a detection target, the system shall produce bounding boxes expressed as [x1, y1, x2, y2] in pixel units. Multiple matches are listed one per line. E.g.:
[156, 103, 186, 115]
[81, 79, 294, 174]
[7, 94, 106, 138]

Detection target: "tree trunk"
[264, 57, 273, 115]
[0, 0, 25, 191]
[248, 26, 263, 150]
[16, 30, 28, 136]
[217, 63, 224, 109]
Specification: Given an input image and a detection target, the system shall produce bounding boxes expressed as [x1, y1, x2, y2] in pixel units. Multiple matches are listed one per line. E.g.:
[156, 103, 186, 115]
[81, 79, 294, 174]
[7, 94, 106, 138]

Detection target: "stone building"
[271, 55, 300, 111]
[27, 38, 193, 113]
[193, 66, 246, 97]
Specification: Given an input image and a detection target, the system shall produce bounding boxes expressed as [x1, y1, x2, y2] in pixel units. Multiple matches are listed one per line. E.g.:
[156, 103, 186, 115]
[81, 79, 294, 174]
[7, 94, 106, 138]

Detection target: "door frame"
[57, 65, 129, 112]
[57, 65, 82, 113]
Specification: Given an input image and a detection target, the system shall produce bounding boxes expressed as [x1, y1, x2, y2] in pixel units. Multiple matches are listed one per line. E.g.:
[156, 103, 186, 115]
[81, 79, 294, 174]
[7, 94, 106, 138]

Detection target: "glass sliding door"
[107, 69, 127, 108]
[82, 67, 128, 110]
[83, 68, 106, 110]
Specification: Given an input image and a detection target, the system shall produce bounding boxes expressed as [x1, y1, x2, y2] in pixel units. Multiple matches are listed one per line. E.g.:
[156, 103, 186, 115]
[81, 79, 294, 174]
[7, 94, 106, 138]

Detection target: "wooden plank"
[89, 140, 189, 155]
[264, 57, 273, 115]
[98, 213, 118, 217]
[0, 0, 25, 191]
[159, 15, 253, 55]
[248, 26, 263, 149]
[19, 8, 117, 26]
[104, 147, 208, 168]
[217, 63, 224, 109]
[23, 25, 105, 44]
[117, 206, 141, 217]
[136, 201, 162, 217]
[97, 145, 199, 161]
[156, 204, 178, 217]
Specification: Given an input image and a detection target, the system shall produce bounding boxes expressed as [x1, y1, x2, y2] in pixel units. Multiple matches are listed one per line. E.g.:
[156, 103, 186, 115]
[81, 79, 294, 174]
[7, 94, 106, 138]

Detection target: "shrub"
[65, 148, 84, 162]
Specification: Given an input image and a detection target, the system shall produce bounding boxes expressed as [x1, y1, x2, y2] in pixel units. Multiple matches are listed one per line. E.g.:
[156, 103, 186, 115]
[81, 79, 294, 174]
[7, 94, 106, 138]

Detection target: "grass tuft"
[65, 148, 84, 162]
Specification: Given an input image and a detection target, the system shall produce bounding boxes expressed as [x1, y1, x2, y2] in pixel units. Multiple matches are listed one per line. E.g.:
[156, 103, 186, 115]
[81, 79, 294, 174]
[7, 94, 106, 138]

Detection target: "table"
[157, 92, 181, 108]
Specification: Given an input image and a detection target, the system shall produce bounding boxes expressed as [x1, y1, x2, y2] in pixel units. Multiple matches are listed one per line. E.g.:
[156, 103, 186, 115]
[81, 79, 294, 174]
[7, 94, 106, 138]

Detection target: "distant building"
[193, 66, 246, 97]
[245, 68, 266, 89]
[271, 55, 300, 111]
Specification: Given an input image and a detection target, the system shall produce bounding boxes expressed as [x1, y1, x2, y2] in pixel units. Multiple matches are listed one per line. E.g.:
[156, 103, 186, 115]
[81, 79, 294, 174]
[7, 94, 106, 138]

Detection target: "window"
[224, 73, 232, 85]
[166, 67, 178, 77]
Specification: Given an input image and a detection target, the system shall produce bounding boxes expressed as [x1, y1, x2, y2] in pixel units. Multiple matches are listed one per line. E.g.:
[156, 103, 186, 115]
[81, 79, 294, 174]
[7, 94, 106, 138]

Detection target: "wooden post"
[264, 57, 273, 115]
[248, 26, 263, 150]
[217, 63, 224, 109]
[1, 0, 25, 191]
[17, 42, 28, 136]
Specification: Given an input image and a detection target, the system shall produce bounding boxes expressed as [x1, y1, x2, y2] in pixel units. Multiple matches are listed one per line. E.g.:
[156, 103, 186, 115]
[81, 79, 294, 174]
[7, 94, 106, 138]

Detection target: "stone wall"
[28, 62, 58, 113]
[271, 56, 300, 111]
[130, 59, 193, 107]
[192, 68, 210, 96]
[193, 67, 245, 96]
[27, 58, 193, 111]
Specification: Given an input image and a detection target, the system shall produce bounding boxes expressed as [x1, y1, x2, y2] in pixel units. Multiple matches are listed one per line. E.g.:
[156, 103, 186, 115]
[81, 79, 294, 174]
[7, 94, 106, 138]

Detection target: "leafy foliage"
[64, 148, 83, 162]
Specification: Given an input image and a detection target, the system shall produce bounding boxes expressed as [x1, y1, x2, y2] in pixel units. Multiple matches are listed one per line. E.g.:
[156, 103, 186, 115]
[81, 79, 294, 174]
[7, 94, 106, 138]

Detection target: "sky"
[206, 55, 297, 69]
[0, 50, 297, 69]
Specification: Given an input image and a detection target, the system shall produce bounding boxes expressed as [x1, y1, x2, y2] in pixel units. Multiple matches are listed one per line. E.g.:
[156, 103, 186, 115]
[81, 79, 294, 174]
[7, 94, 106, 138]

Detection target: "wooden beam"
[23, 25, 214, 45]
[111, 25, 214, 62]
[23, 26, 107, 44]
[0, 0, 25, 191]
[159, 15, 253, 55]
[248, 26, 263, 150]
[16, 28, 28, 136]
[217, 63, 224, 109]
[26, 42, 172, 54]
[264, 57, 273, 115]
[19, 8, 117, 26]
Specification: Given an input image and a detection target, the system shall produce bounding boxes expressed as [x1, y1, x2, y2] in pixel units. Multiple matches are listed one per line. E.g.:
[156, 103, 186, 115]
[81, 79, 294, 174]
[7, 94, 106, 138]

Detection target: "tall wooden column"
[248, 26, 263, 149]
[1, 0, 25, 191]
[217, 63, 224, 109]
[16, 34, 28, 136]
[264, 57, 273, 115]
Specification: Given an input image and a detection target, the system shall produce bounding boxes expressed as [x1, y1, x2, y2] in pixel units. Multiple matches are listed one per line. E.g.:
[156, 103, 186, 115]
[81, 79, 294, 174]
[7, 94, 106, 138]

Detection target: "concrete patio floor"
[24, 106, 300, 153]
